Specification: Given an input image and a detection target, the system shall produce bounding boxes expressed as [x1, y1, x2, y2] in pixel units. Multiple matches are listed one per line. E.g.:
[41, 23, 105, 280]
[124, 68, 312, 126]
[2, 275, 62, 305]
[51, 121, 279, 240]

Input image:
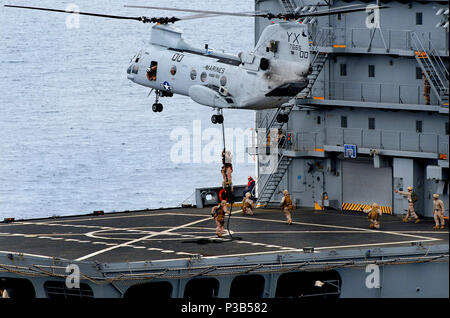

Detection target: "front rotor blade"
[4, 4, 180, 24]
[5, 4, 142, 21]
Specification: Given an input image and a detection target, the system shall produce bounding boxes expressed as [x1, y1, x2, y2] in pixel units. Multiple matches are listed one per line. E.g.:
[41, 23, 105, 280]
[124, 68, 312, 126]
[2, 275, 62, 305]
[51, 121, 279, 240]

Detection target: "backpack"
[411, 192, 418, 203]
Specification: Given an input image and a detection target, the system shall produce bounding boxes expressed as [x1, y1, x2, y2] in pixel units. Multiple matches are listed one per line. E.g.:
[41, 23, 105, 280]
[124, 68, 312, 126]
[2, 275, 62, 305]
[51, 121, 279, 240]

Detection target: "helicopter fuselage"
[127, 23, 310, 111]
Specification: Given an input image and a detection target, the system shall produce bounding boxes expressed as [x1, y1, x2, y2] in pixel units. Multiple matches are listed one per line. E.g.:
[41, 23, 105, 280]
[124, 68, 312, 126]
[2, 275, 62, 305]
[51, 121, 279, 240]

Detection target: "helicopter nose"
[127, 63, 138, 80]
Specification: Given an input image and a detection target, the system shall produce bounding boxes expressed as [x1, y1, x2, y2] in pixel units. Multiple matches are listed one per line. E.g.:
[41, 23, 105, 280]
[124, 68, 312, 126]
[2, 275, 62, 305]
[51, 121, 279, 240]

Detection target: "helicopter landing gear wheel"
[211, 109, 224, 124]
[151, 90, 163, 112]
[276, 113, 289, 123]
[211, 114, 223, 124]
[152, 103, 163, 112]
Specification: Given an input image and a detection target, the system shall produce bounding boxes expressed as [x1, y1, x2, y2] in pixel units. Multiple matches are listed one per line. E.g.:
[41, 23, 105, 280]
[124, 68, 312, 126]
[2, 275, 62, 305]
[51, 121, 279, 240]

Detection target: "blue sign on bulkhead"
[344, 144, 357, 159]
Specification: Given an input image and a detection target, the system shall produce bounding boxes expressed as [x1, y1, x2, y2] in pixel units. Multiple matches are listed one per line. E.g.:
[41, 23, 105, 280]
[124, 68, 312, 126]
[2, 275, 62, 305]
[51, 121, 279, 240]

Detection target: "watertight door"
[342, 160, 393, 214]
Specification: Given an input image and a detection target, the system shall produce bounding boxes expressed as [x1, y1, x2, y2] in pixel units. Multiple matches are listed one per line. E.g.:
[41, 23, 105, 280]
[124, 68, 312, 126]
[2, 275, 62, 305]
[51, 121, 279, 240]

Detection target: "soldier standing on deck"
[395, 186, 421, 223]
[211, 200, 229, 238]
[432, 194, 446, 230]
[242, 192, 254, 216]
[280, 189, 295, 225]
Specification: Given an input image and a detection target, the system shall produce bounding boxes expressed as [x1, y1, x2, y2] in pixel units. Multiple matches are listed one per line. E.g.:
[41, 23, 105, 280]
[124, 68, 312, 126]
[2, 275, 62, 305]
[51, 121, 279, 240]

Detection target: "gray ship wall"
[1, 244, 448, 298]
[255, 0, 449, 217]
[337, 260, 449, 297]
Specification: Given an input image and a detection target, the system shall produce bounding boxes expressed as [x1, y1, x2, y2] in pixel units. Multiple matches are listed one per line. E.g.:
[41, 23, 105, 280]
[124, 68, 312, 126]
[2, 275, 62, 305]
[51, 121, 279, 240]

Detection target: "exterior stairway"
[256, 155, 293, 206]
[279, 0, 298, 13]
[297, 51, 329, 99]
[411, 32, 449, 106]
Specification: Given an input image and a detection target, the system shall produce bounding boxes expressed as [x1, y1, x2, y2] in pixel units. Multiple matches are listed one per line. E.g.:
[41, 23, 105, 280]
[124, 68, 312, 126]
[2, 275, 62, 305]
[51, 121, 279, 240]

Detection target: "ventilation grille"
[44, 281, 94, 299]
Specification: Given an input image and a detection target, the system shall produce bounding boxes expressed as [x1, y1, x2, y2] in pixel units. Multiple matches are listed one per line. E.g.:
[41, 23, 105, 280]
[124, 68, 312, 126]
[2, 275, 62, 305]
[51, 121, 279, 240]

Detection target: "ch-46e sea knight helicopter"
[6, 3, 385, 124]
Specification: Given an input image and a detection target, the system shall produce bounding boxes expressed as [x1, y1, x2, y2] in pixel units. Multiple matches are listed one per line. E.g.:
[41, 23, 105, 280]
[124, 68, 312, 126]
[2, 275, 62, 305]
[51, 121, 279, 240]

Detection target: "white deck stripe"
[232, 216, 440, 241]
[197, 238, 441, 260]
[75, 209, 243, 261]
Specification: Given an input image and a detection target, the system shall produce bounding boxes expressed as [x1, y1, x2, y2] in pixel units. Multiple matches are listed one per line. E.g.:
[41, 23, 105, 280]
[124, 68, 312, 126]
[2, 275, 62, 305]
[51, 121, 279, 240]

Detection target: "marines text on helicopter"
[5, 3, 386, 124]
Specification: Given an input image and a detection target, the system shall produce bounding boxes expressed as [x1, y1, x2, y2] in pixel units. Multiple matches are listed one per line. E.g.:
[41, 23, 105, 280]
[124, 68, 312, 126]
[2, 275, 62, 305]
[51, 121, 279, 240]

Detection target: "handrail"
[310, 79, 438, 105]
[428, 40, 449, 81]
[411, 32, 447, 94]
[253, 137, 290, 206]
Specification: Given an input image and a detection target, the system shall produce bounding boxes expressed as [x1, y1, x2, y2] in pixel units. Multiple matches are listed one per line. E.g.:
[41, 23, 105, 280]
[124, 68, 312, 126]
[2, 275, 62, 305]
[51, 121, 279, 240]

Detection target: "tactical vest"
[410, 192, 418, 203]
[368, 207, 380, 221]
[215, 205, 226, 224]
[283, 195, 295, 211]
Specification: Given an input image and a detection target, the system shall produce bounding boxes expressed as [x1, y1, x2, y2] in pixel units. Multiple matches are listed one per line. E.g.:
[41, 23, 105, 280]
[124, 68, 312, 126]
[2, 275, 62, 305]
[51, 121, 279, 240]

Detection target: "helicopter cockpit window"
[146, 61, 158, 81]
[131, 64, 139, 74]
[133, 51, 142, 64]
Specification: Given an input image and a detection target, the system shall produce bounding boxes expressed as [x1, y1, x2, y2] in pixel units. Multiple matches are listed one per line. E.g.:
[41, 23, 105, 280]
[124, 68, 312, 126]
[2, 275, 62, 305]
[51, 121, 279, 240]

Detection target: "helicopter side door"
[146, 61, 158, 81]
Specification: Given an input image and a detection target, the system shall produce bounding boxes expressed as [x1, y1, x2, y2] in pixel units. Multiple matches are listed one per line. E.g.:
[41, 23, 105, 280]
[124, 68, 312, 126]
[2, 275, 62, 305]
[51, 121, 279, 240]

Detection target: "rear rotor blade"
[297, 5, 388, 18]
[124, 3, 387, 20]
[124, 5, 259, 17]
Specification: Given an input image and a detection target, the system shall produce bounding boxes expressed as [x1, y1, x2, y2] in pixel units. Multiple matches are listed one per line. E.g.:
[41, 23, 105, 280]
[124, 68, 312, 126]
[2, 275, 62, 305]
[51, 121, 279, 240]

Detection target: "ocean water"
[0, 0, 256, 220]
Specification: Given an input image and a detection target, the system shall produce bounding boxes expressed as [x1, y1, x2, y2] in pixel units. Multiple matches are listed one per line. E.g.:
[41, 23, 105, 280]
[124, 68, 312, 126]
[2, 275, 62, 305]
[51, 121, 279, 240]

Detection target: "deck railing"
[287, 128, 448, 158]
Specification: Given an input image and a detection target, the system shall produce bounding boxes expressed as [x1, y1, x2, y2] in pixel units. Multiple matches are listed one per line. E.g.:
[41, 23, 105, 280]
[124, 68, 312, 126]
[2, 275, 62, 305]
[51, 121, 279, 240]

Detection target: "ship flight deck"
[2, 207, 448, 264]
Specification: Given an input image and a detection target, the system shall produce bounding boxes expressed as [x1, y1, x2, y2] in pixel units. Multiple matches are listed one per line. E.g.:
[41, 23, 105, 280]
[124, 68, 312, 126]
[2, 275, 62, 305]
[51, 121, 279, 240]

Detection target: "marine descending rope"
[221, 119, 241, 241]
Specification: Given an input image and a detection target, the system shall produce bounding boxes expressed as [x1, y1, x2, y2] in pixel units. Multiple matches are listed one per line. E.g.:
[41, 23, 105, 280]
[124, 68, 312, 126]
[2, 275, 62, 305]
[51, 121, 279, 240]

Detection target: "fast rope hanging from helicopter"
[219, 118, 241, 241]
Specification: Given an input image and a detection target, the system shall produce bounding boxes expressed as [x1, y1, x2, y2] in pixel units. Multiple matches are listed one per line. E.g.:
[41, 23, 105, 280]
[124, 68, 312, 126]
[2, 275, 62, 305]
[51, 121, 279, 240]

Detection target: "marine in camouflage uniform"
[211, 200, 229, 238]
[280, 189, 295, 225]
[432, 194, 446, 230]
[242, 192, 254, 215]
[363, 203, 382, 229]
[395, 186, 420, 223]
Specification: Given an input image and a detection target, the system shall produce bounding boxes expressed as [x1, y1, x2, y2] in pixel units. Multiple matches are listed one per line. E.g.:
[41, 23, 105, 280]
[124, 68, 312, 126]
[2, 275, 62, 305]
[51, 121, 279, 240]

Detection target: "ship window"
[368, 65, 375, 78]
[340, 64, 347, 76]
[416, 67, 423, 80]
[341, 116, 347, 128]
[230, 275, 265, 298]
[275, 271, 341, 298]
[124, 281, 173, 299]
[184, 278, 219, 299]
[0, 277, 36, 299]
[416, 12, 423, 25]
[445, 122, 449, 135]
[317, 116, 321, 125]
[369, 118, 375, 130]
[44, 281, 94, 299]
[416, 121, 423, 133]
